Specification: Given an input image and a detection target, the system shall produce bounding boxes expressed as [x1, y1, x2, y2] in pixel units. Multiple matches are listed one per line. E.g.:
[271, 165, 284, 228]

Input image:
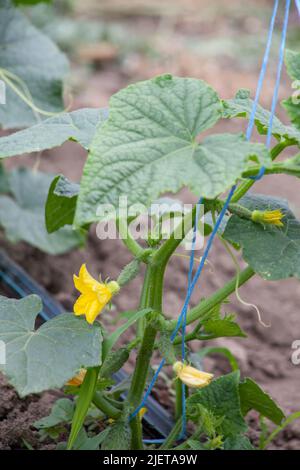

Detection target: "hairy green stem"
[152, 205, 197, 266]
[127, 263, 166, 449]
[175, 379, 183, 422]
[231, 141, 289, 203]
[227, 203, 253, 220]
[137, 264, 151, 337]
[117, 217, 145, 259]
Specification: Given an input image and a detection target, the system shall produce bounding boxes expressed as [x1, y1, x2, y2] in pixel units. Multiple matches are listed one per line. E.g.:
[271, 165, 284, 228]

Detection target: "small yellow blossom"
[66, 368, 86, 387]
[173, 361, 213, 389]
[138, 407, 147, 420]
[251, 209, 284, 227]
[73, 264, 120, 324]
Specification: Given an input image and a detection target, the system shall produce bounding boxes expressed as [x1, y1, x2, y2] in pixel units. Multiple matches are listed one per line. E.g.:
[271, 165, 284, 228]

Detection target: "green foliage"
[282, 50, 300, 130]
[0, 0, 68, 129]
[67, 428, 109, 451]
[224, 193, 300, 280]
[34, 398, 74, 430]
[68, 367, 100, 450]
[0, 163, 9, 193]
[101, 419, 131, 450]
[187, 371, 247, 438]
[202, 317, 247, 339]
[1, 30, 299, 450]
[45, 175, 79, 233]
[0, 168, 84, 254]
[282, 97, 300, 130]
[14, 0, 51, 5]
[223, 435, 255, 450]
[223, 88, 300, 145]
[157, 330, 178, 364]
[0, 108, 104, 158]
[284, 49, 300, 81]
[75, 76, 270, 226]
[239, 378, 285, 425]
[0, 295, 102, 396]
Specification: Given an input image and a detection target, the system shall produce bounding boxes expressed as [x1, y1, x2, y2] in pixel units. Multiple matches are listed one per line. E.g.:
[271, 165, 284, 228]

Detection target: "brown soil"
[1, 0, 300, 450]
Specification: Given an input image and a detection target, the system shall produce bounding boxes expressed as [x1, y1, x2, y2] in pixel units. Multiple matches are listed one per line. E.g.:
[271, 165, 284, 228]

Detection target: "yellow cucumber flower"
[66, 368, 86, 387]
[251, 209, 284, 227]
[173, 361, 213, 389]
[73, 264, 120, 324]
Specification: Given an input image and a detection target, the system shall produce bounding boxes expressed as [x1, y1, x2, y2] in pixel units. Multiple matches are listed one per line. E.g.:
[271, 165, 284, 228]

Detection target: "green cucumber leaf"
[34, 398, 74, 429]
[202, 318, 247, 339]
[282, 97, 300, 131]
[75, 75, 270, 226]
[239, 378, 285, 425]
[45, 175, 79, 233]
[0, 168, 84, 254]
[187, 371, 247, 438]
[223, 89, 300, 145]
[0, 295, 102, 396]
[223, 193, 300, 280]
[0, 0, 68, 129]
[0, 108, 105, 158]
[281, 50, 300, 130]
[223, 435, 255, 450]
[285, 49, 300, 81]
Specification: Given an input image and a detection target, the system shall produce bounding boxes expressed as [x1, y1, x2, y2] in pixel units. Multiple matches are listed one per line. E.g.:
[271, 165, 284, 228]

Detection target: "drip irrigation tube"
[0, 249, 173, 440]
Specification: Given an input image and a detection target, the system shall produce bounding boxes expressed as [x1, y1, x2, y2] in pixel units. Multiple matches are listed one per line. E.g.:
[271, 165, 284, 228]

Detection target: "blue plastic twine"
[132, 0, 291, 444]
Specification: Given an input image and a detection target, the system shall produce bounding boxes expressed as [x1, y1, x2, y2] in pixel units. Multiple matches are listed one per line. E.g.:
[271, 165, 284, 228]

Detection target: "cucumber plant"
[0, 0, 300, 450]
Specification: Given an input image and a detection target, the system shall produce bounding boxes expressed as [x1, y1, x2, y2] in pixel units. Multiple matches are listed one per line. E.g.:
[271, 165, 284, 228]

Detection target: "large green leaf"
[45, 175, 79, 233]
[239, 378, 285, 425]
[0, 108, 105, 158]
[187, 371, 247, 438]
[0, 0, 68, 129]
[0, 168, 84, 254]
[0, 295, 102, 396]
[75, 75, 270, 226]
[223, 89, 300, 145]
[223, 193, 300, 280]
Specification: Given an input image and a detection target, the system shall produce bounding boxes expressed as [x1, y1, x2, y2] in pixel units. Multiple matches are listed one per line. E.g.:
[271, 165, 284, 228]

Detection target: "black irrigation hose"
[0, 249, 173, 440]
